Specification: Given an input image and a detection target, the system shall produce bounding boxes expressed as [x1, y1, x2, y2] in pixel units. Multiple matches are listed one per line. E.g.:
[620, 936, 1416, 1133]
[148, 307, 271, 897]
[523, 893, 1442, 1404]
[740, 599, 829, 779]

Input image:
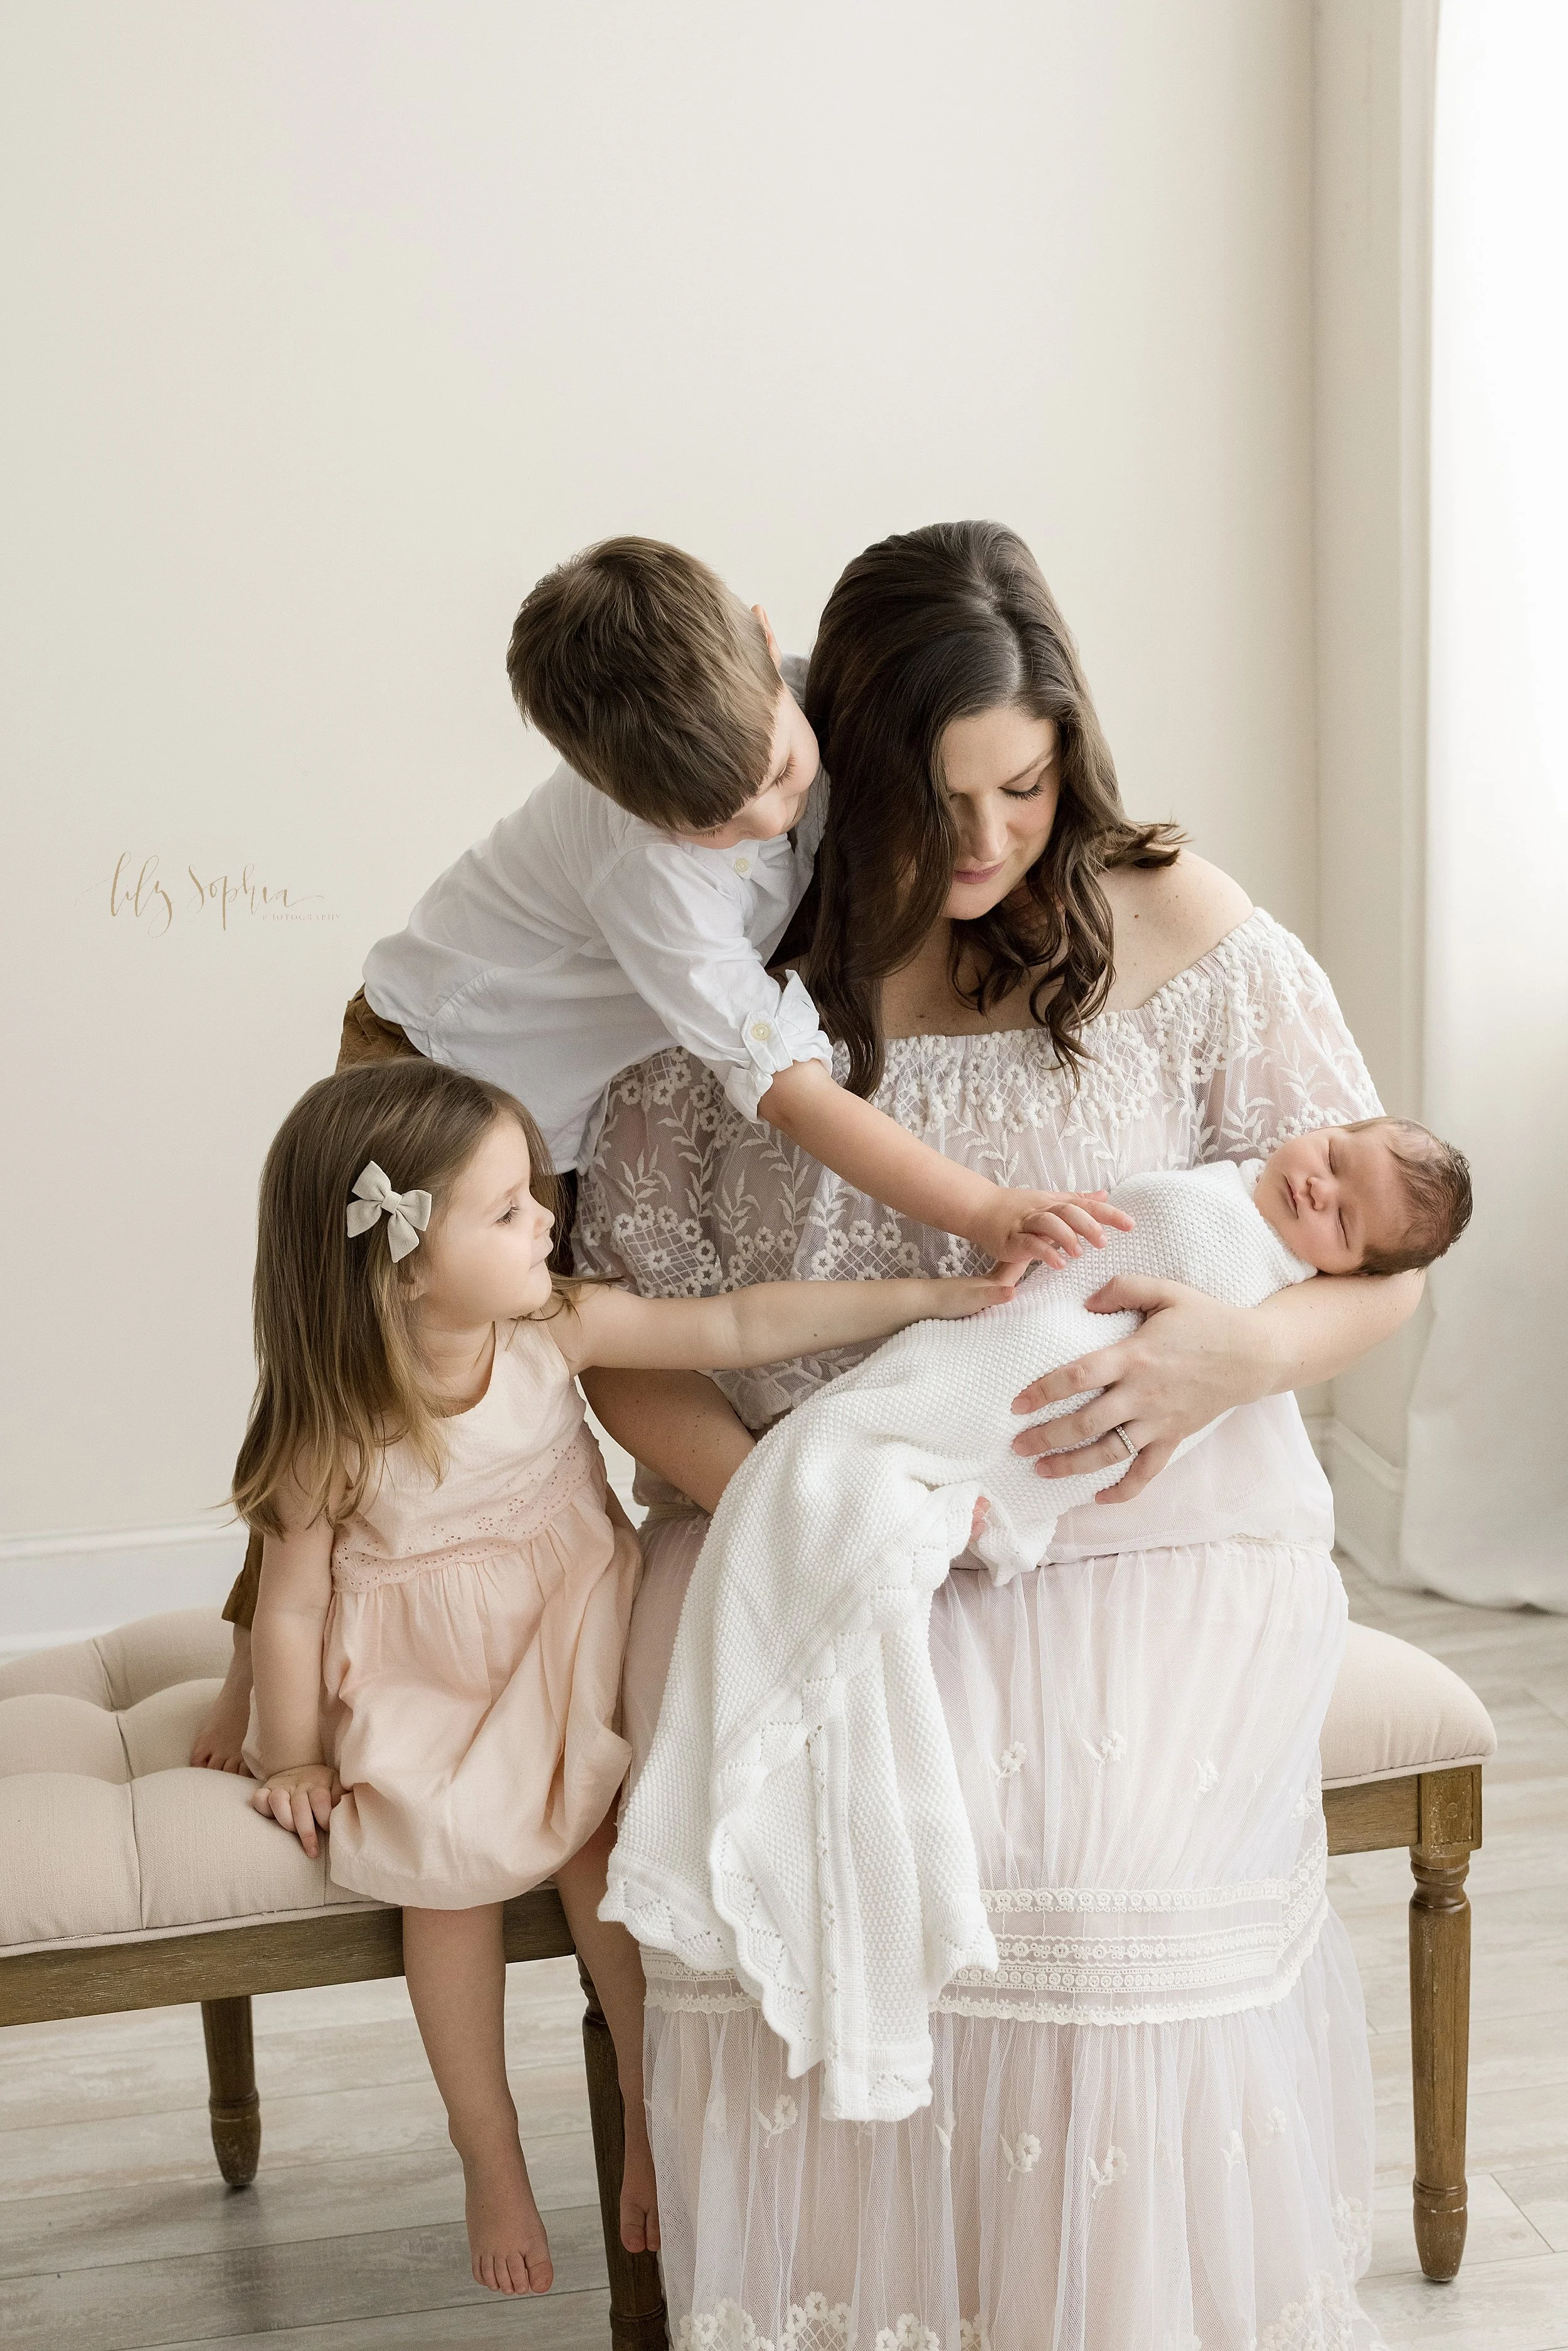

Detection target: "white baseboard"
[0, 1517, 248, 1664]
[1304, 1411, 1422, 1588]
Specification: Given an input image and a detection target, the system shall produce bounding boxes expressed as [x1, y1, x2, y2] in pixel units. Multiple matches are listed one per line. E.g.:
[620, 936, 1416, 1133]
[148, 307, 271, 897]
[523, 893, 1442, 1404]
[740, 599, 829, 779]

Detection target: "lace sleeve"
[1188, 911, 1383, 1164]
[573, 1048, 734, 1297]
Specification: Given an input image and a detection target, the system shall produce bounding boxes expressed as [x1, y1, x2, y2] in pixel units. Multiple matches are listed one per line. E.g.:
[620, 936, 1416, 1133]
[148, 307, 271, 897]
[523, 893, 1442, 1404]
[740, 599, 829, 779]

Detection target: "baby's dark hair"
[1350, 1117, 1473, 1276]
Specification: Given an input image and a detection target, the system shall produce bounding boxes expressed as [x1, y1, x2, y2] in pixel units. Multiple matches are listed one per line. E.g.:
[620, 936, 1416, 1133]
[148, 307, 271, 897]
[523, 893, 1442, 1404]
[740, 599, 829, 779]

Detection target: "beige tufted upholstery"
[1322, 1619, 1496, 1788]
[0, 1609, 668, 2342]
[0, 1605, 1496, 1958]
[0, 1610, 382, 1956]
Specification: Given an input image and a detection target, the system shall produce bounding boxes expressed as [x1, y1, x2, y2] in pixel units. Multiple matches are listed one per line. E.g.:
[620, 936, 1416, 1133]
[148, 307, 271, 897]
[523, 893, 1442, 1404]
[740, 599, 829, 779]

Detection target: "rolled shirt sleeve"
[726, 969, 835, 1118]
[585, 842, 834, 1122]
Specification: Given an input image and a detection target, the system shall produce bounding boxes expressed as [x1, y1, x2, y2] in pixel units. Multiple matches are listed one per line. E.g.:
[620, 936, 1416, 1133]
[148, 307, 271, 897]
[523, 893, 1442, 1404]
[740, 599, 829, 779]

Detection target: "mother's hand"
[1008, 1275, 1268, 1504]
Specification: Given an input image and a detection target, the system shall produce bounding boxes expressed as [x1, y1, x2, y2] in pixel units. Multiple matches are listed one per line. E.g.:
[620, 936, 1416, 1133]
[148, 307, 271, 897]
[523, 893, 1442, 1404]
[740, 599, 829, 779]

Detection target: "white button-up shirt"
[363, 728, 832, 1173]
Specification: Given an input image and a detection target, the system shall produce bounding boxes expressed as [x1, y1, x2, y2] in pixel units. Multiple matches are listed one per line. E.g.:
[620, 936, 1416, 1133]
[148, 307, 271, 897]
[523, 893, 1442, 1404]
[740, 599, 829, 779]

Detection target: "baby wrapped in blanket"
[603, 1117, 1470, 2122]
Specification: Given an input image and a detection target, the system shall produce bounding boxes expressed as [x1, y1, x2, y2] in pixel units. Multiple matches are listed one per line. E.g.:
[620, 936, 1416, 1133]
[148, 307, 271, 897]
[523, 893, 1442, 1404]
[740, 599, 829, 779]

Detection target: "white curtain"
[1402, 0, 1568, 1608]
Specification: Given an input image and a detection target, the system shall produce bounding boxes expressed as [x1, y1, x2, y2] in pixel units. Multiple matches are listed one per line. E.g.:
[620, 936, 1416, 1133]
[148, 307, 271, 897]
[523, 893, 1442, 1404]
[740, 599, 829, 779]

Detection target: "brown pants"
[222, 991, 578, 1630]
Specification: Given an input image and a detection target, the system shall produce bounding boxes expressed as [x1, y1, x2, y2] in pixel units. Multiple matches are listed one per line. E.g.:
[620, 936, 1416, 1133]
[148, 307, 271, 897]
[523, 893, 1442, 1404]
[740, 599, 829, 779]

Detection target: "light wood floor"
[1, 1563, 1564, 2350]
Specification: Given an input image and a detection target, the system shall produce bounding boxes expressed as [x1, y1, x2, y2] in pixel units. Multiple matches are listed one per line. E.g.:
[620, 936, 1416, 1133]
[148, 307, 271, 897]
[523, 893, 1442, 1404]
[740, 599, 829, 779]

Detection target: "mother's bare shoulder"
[1101, 852, 1254, 1011]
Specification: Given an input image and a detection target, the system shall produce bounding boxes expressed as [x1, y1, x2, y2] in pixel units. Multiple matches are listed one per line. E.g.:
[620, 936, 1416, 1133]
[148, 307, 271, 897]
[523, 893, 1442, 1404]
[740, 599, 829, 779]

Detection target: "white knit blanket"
[601, 1159, 1313, 2120]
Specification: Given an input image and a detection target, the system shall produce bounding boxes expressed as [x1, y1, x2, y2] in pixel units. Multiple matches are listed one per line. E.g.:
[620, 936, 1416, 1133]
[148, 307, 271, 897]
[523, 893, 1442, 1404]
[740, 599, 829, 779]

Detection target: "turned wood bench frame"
[0, 1759, 1481, 2347]
[1323, 1760, 1481, 2281]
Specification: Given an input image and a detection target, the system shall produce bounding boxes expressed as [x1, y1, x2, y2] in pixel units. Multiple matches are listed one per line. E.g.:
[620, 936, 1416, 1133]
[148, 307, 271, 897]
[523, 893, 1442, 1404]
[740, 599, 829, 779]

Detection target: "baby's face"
[1254, 1122, 1409, 1275]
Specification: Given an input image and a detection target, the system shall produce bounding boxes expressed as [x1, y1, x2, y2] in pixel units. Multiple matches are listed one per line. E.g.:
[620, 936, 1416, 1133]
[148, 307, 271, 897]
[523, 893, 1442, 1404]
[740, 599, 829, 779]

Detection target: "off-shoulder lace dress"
[577, 911, 1387, 2351]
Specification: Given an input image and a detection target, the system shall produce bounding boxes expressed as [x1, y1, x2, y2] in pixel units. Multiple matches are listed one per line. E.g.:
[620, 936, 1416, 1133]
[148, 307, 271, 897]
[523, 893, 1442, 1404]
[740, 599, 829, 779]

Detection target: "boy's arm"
[586, 849, 834, 1115]
[587, 850, 1123, 1265]
[250, 1495, 337, 1857]
[760, 1059, 1128, 1266]
[556, 1265, 1022, 1378]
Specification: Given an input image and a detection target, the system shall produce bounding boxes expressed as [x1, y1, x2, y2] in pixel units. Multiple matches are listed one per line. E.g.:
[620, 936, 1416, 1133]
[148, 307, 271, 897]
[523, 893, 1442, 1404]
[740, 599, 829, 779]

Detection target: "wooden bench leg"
[578, 1955, 667, 2350]
[1409, 1768, 1477, 2280]
[201, 1995, 261, 2187]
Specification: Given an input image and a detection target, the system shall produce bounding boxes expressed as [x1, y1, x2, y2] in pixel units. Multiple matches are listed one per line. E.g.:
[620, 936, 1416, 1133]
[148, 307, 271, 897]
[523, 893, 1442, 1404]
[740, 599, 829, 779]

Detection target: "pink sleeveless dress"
[320, 1317, 638, 1910]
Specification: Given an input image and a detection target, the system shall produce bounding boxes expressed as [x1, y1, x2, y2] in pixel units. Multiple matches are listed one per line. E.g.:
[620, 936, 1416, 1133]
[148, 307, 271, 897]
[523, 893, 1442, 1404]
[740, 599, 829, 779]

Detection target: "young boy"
[363, 535, 1112, 1266]
[194, 537, 1115, 1768]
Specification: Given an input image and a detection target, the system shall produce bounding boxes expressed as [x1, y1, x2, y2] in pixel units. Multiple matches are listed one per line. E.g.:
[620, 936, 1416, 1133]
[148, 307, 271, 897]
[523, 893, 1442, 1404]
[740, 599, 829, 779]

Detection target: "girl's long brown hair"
[231, 1059, 561, 1537]
[798, 521, 1183, 1096]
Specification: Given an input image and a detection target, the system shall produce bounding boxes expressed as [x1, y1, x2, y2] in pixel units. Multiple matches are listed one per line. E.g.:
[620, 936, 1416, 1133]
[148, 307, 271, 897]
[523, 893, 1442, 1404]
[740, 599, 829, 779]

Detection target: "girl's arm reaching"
[758, 1058, 1130, 1268]
[248, 1472, 338, 1858]
[554, 1261, 1024, 1379]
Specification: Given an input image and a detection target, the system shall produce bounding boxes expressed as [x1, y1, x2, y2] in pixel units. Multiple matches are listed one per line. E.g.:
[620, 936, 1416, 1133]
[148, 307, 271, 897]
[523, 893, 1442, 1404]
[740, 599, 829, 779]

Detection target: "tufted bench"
[0, 1609, 667, 2350]
[0, 1603, 1497, 2335]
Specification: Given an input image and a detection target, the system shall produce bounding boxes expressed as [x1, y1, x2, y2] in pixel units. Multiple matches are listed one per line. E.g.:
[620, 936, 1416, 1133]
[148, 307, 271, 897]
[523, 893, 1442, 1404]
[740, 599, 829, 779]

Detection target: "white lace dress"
[576, 911, 1386, 2351]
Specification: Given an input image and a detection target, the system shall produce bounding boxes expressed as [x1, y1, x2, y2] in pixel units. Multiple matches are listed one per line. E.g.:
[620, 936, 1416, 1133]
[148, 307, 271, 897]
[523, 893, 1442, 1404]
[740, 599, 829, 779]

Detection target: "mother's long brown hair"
[800, 521, 1182, 1096]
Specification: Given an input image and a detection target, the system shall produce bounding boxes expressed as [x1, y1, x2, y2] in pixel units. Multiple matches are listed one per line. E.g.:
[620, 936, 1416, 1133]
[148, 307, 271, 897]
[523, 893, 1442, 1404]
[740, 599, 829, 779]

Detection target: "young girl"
[236, 1055, 1024, 2301]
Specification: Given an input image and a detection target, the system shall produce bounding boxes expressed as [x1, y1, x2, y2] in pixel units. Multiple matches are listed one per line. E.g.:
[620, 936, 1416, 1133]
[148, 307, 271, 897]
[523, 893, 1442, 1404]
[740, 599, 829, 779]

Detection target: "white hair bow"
[345, 1162, 432, 1262]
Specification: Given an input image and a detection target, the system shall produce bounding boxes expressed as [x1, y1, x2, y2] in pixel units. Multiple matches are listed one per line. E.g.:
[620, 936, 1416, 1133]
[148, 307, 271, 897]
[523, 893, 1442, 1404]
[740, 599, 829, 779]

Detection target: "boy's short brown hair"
[506, 537, 782, 829]
[1352, 1117, 1473, 1276]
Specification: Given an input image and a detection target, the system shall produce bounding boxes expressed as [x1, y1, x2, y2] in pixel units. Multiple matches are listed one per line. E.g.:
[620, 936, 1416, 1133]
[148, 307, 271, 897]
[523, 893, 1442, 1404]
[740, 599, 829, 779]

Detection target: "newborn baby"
[817, 1112, 1472, 1585]
[967, 1111, 1473, 1572]
[1248, 1113, 1470, 1278]
[604, 1116, 1471, 2123]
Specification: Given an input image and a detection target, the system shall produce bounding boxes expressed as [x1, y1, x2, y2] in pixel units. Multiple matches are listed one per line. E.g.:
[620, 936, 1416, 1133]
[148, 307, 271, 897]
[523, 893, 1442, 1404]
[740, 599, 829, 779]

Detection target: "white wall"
[1307, 0, 1440, 1576]
[0, 3, 1318, 1636]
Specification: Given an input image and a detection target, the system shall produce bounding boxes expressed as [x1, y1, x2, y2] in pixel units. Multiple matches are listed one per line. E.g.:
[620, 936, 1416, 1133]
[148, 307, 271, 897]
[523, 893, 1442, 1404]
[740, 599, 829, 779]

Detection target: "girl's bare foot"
[461, 2134, 554, 2295]
[189, 1647, 253, 1772]
[620, 2125, 661, 2255]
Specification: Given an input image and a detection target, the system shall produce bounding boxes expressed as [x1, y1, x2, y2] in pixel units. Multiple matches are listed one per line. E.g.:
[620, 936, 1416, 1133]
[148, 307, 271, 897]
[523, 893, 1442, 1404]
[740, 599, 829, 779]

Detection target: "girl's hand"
[927, 1263, 1030, 1319]
[1009, 1275, 1268, 1503]
[967, 1186, 1133, 1272]
[252, 1762, 341, 1859]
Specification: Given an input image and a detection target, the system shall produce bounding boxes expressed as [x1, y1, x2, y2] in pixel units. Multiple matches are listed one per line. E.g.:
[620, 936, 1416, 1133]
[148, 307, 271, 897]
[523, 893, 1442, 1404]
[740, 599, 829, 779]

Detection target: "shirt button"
[750, 1021, 772, 1042]
[733, 856, 751, 875]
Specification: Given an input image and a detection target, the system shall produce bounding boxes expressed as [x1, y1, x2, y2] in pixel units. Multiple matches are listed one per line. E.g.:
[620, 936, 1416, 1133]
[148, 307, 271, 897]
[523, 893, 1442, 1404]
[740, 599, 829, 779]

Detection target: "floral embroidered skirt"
[622, 1527, 1384, 2351]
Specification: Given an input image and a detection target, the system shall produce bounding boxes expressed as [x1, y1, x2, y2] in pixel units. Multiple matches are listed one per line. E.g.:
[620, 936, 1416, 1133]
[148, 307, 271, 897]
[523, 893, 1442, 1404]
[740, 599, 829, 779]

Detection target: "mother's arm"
[1010, 1265, 1422, 1502]
[581, 1366, 755, 1518]
[1024, 850, 1414, 1501]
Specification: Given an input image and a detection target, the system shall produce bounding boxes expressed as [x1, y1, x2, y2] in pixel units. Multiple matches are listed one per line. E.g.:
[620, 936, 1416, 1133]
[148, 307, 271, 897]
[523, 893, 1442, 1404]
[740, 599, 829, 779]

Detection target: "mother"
[580, 522, 1412, 2351]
